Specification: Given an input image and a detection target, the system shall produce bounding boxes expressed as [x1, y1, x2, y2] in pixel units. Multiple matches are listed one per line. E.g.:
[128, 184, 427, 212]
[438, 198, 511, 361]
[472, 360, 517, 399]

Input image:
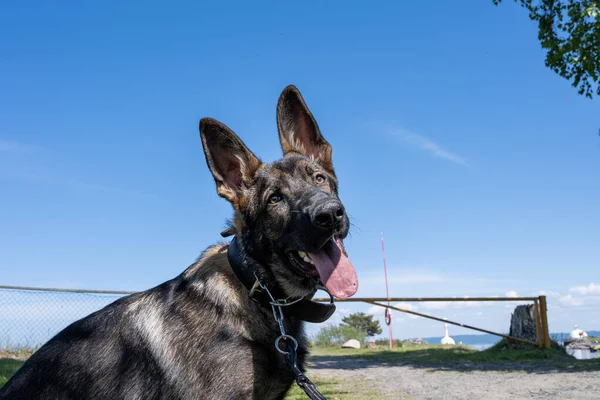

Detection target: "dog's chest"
[172, 305, 307, 399]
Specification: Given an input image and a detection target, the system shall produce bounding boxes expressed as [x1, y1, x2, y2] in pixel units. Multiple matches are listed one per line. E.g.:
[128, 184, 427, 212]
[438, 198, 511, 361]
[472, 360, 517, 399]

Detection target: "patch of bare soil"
[308, 357, 600, 400]
[0, 349, 34, 361]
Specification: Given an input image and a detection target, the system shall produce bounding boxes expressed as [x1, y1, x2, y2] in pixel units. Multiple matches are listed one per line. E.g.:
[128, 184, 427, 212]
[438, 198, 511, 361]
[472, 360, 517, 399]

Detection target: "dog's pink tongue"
[308, 238, 358, 299]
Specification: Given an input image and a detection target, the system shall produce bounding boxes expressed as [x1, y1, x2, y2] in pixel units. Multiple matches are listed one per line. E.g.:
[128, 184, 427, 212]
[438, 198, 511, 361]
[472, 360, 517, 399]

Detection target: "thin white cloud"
[368, 301, 418, 316]
[0, 139, 153, 198]
[0, 138, 46, 153]
[64, 179, 155, 198]
[559, 294, 585, 307]
[367, 305, 383, 315]
[421, 302, 453, 310]
[395, 302, 418, 312]
[532, 290, 562, 298]
[421, 300, 490, 310]
[0, 169, 153, 198]
[388, 128, 470, 167]
[570, 283, 600, 295]
[501, 291, 531, 308]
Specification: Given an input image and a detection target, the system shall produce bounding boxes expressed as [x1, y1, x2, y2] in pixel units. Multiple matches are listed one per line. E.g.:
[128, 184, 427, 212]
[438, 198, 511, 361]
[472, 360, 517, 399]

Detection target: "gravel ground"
[308, 357, 600, 400]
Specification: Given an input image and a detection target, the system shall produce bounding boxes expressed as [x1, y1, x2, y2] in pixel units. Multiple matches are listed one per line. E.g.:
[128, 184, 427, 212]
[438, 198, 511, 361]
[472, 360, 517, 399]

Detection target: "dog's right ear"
[199, 118, 262, 209]
[276, 85, 335, 176]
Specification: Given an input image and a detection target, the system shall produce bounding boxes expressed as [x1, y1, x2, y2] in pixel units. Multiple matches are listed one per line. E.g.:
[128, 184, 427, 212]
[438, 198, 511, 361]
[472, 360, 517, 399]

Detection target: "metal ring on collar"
[316, 285, 335, 305]
[275, 335, 299, 355]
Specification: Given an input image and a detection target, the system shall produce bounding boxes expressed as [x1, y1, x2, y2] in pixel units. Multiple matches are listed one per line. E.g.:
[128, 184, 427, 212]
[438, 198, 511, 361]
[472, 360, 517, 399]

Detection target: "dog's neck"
[226, 235, 336, 323]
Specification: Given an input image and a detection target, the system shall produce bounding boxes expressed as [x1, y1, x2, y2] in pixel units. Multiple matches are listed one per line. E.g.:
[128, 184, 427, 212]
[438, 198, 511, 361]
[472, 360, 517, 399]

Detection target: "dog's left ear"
[199, 118, 262, 209]
[276, 85, 334, 176]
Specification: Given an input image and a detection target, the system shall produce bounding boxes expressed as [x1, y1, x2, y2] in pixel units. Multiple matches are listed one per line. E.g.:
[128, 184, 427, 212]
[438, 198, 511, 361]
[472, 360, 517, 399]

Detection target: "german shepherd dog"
[0, 85, 358, 400]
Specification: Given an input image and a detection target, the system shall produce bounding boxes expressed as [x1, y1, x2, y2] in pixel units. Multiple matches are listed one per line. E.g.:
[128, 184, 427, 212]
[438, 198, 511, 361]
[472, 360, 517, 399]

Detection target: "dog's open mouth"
[288, 237, 358, 299]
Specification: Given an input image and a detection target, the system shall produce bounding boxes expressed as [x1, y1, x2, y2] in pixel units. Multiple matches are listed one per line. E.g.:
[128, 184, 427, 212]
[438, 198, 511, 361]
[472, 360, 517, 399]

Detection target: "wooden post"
[533, 299, 542, 348]
[539, 296, 551, 349]
[509, 304, 538, 344]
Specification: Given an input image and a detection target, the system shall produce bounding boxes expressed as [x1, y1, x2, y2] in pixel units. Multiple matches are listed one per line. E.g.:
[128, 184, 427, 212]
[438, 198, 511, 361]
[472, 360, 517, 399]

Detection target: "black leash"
[226, 235, 330, 400]
[283, 342, 327, 400]
[268, 300, 328, 400]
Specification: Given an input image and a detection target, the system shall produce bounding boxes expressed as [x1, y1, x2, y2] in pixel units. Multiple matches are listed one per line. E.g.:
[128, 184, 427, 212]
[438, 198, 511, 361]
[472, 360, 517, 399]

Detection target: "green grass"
[0, 348, 32, 388]
[308, 339, 600, 371]
[3, 340, 599, 396]
[0, 358, 23, 387]
[284, 377, 390, 400]
[1, 357, 391, 399]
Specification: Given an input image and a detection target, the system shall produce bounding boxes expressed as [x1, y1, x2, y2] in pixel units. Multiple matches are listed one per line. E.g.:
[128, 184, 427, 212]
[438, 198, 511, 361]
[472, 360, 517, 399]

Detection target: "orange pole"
[533, 298, 542, 348]
[539, 296, 551, 349]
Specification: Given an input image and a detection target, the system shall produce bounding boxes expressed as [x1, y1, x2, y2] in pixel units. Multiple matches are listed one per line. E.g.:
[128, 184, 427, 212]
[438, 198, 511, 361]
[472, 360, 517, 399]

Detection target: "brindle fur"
[0, 85, 351, 400]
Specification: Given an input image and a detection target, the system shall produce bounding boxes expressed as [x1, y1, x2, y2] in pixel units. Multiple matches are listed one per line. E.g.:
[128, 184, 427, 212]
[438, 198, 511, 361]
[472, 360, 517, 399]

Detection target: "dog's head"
[199, 85, 358, 300]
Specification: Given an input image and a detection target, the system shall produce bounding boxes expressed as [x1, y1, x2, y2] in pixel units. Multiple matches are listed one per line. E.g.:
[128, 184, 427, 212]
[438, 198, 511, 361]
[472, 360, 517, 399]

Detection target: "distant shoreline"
[414, 330, 600, 347]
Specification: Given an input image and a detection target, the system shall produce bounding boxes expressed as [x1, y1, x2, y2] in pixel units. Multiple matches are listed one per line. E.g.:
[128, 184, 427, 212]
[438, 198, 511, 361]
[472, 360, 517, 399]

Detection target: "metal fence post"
[539, 296, 551, 349]
[533, 298, 542, 348]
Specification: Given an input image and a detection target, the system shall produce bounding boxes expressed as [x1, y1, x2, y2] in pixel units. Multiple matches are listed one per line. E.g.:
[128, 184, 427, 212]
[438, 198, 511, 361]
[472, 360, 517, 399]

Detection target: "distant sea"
[419, 330, 600, 351]
[420, 333, 500, 349]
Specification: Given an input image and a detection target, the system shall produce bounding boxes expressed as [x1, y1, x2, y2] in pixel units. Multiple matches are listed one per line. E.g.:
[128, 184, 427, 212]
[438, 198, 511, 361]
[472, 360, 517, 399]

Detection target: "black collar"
[226, 236, 336, 323]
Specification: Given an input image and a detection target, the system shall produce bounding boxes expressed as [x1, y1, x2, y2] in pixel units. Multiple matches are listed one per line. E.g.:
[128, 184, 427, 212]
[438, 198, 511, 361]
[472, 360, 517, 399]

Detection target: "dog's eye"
[268, 194, 282, 204]
[315, 174, 326, 185]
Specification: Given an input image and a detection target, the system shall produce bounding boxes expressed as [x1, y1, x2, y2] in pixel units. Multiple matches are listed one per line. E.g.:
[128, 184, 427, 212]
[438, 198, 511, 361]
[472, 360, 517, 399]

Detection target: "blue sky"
[1, 0, 599, 341]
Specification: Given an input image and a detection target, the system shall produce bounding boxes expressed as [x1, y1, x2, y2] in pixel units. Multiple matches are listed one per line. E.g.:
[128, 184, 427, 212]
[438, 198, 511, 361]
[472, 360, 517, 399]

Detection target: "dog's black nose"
[312, 201, 345, 230]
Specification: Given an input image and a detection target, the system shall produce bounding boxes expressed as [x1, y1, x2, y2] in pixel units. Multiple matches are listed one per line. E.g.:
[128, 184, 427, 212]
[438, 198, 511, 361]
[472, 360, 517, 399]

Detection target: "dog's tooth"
[298, 251, 307, 258]
[302, 256, 313, 264]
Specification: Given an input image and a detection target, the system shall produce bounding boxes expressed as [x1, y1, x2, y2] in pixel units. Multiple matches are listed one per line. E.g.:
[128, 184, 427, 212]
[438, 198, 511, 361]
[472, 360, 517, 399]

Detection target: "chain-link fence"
[1, 285, 548, 352]
[0, 286, 132, 350]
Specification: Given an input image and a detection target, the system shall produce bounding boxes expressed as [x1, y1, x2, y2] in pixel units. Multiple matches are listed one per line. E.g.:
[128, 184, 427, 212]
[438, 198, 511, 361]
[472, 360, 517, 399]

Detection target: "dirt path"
[308, 357, 600, 400]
